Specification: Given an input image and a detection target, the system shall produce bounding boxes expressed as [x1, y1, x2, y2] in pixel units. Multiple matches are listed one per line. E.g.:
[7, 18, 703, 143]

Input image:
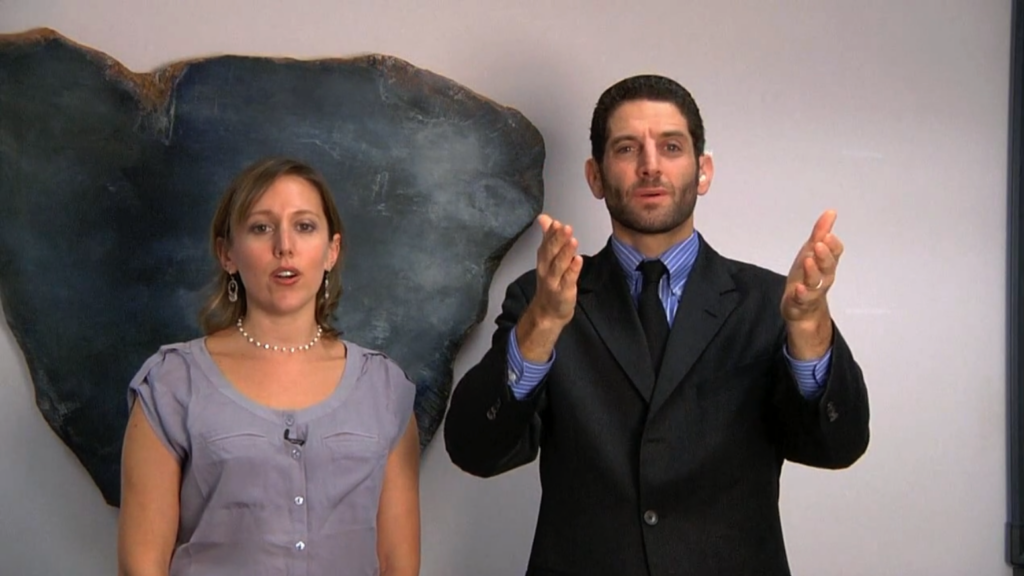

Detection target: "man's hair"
[589, 75, 705, 165]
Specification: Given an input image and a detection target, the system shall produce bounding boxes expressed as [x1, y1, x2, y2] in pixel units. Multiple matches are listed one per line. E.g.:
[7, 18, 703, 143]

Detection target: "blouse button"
[295, 541, 306, 551]
[285, 415, 295, 426]
[291, 448, 302, 460]
[294, 496, 305, 506]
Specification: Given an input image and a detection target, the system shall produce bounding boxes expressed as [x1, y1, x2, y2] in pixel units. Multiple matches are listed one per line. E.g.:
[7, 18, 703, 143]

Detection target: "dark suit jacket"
[444, 236, 870, 576]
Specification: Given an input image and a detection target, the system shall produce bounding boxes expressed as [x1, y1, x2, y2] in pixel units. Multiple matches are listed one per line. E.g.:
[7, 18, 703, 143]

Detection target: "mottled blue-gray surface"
[0, 29, 544, 506]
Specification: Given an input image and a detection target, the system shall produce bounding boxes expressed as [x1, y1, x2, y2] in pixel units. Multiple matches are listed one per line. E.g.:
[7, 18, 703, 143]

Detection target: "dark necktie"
[637, 260, 670, 375]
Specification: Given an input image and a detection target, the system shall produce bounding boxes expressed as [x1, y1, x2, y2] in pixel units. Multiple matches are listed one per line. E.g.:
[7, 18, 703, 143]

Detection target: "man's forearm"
[786, 310, 833, 360]
[514, 304, 566, 363]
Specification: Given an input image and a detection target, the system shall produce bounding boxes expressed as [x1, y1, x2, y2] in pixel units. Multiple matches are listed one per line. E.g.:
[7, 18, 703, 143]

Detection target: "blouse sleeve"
[126, 344, 193, 463]
[369, 352, 418, 452]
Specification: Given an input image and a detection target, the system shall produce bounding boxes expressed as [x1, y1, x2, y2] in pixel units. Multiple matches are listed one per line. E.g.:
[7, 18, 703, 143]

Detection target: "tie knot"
[637, 259, 667, 286]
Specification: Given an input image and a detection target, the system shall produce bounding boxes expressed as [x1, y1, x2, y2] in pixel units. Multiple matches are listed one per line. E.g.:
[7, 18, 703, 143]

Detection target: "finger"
[792, 282, 810, 304]
[801, 256, 824, 291]
[809, 210, 837, 243]
[539, 223, 577, 282]
[535, 215, 556, 267]
[791, 260, 823, 306]
[546, 220, 576, 246]
[561, 255, 584, 288]
[538, 220, 570, 267]
[823, 233, 844, 260]
[813, 241, 837, 277]
[549, 233, 579, 279]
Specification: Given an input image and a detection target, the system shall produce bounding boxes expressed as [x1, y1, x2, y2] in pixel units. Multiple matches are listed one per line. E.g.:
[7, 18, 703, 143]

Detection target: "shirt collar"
[609, 231, 700, 295]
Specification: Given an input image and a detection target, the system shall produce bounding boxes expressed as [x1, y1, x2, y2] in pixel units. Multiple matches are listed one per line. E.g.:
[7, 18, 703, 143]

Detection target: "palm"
[780, 210, 843, 322]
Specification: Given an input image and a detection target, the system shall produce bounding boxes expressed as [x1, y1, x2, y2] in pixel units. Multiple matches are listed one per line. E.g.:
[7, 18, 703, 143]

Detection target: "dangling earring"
[227, 275, 239, 303]
[323, 274, 330, 303]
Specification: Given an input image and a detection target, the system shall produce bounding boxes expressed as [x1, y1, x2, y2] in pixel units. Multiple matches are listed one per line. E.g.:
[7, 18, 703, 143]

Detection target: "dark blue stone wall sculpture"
[0, 29, 544, 506]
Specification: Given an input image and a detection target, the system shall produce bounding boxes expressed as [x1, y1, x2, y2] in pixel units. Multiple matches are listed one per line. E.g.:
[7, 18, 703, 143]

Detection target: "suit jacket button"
[643, 510, 659, 526]
[486, 406, 497, 420]
[826, 401, 839, 422]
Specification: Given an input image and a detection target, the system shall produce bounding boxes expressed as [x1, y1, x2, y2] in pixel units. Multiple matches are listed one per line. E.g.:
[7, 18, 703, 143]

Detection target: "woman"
[117, 157, 420, 576]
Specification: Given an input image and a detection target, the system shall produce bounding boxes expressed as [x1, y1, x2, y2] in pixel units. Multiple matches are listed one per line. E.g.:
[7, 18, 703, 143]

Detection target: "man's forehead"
[607, 100, 690, 137]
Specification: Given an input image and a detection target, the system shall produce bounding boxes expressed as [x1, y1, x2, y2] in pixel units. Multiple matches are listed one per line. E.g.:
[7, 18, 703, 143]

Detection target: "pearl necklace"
[236, 317, 323, 353]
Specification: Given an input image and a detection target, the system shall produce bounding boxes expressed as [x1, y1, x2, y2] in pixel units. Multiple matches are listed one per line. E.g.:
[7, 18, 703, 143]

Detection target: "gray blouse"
[127, 337, 416, 576]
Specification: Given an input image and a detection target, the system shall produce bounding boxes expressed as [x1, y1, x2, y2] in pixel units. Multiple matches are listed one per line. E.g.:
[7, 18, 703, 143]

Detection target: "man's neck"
[610, 221, 695, 259]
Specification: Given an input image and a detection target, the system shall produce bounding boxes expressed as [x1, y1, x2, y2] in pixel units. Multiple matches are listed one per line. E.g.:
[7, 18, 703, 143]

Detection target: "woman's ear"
[216, 236, 236, 273]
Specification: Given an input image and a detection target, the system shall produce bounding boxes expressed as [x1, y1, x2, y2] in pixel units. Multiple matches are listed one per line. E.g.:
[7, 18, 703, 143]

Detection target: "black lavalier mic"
[284, 428, 305, 446]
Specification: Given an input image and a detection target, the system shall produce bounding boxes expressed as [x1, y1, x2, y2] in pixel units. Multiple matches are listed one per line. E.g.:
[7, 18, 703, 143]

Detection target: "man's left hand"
[781, 210, 843, 358]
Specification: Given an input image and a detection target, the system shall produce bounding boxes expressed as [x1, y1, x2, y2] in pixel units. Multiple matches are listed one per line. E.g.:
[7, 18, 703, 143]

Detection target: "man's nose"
[638, 143, 661, 178]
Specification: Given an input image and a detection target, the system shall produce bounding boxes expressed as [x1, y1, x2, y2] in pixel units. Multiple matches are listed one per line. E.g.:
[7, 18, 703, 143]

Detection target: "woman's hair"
[198, 157, 345, 337]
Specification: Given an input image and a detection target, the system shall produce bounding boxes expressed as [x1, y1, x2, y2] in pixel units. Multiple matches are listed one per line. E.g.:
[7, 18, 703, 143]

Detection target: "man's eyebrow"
[608, 135, 639, 147]
[658, 130, 689, 140]
[608, 131, 690, 148]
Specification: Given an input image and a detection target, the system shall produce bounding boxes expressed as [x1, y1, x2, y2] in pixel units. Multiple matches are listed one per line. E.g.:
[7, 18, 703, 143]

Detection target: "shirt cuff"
[506, 329, 555, 400]
[783, 345, 833, 398]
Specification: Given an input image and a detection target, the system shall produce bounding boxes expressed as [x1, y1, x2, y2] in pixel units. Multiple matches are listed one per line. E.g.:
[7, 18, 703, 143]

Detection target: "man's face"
[587, 100, 711, 239]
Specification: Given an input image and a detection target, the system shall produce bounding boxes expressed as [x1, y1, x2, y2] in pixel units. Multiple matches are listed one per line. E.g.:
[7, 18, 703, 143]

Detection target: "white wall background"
[0, 1, 1013, 574]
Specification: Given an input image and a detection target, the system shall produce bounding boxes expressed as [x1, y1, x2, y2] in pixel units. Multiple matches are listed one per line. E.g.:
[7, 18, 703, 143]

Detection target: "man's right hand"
[515, 214, 583, 363]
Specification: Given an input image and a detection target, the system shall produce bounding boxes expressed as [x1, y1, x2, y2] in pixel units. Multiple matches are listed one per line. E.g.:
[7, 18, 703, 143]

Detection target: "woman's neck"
[237, 309, 321, 350]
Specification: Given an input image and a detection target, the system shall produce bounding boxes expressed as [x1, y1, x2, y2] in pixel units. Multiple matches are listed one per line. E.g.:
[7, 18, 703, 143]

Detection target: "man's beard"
[602, 171, 698, 235]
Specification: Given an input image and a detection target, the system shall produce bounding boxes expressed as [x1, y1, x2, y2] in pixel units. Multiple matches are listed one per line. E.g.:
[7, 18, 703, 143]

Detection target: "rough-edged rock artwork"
[0, 29, 544, 506]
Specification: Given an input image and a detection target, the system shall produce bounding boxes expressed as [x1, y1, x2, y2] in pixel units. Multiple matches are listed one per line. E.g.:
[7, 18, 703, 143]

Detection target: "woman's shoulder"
[128, 336, 208, 391]
[336, 340, 417, 441]
[341, 339, 416, 401]
[343, 339, 404, 375]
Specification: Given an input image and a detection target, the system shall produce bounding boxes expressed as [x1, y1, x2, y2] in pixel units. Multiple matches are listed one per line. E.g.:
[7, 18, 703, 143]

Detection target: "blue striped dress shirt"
[506, 232, 832, 400]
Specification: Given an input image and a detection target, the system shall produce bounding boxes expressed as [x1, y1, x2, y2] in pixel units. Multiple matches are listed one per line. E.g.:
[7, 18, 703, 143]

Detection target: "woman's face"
[221, 175, 341, 319]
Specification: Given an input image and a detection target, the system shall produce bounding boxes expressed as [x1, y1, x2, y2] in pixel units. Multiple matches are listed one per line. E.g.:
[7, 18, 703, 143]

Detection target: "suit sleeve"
[443, 272, 548, 477]
[770, 322, 870, 469]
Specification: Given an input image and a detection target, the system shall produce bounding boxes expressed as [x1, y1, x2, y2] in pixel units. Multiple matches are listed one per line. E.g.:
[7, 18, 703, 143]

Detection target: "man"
[443, 74, 870, 576]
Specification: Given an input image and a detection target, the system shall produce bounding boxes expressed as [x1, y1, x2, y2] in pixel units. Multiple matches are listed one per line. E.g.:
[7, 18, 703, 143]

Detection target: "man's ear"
[585, 158, 605, 200]
[697, 153, 715, 196]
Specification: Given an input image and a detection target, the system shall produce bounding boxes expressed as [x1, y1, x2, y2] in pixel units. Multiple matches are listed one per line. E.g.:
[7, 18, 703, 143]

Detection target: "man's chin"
[616, 219, 685, 236]
[613, 209, 691, 236]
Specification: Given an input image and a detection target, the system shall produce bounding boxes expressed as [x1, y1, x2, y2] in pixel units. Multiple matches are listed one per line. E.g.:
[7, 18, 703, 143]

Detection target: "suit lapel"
[649, 239, 740, 414]
[577, 245, 656, 402]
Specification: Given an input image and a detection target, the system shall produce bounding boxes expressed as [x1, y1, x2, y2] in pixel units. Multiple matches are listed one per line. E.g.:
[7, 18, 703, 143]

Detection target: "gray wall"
[0, 1, 1013, 574]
